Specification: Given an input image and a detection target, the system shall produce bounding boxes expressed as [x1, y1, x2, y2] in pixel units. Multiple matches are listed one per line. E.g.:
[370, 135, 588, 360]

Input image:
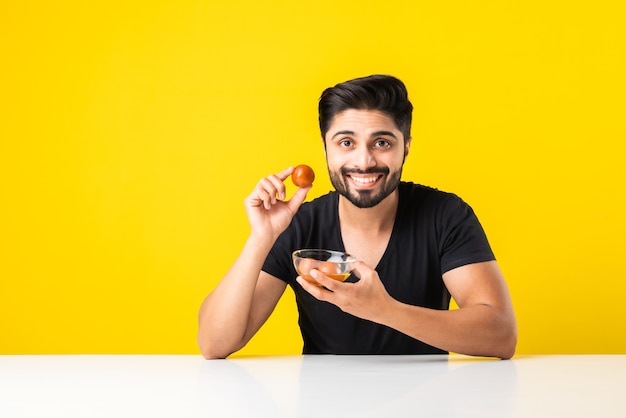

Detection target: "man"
[198, 75, 517, 359]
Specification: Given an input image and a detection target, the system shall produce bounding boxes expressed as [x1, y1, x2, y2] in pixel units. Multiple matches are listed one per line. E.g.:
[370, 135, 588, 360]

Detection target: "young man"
[198, 75, 517, 359]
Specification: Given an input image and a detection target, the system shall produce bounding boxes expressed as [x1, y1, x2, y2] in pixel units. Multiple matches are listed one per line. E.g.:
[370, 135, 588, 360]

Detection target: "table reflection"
[228, 355, 518, 417]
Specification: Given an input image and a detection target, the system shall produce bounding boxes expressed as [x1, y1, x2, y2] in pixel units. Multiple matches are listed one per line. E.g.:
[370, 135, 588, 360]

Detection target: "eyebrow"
[330, 130, 399, 140]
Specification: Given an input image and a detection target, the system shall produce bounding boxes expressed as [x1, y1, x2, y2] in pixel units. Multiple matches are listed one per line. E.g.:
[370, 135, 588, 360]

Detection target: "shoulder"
[397, 182, 480, 233]
[398, 181, 467, 211]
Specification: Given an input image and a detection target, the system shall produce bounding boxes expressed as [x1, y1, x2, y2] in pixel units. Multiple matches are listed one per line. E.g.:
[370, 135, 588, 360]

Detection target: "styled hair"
[318, 74, 413, 142]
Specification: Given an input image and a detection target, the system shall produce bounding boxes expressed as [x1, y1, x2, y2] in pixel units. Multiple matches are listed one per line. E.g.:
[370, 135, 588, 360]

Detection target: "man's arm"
[197, 167, 310, 359]
[197, 239, 287, 359]
[297, 260, 517, 359]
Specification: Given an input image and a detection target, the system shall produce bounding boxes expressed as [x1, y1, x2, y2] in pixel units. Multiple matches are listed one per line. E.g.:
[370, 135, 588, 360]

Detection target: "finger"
[350, 261, 372, 281]
[296, 276, 329, 301]
[246, 186, 270, 210]
[257, 177, 281, 208]
[275, 166, 295, 182]
[266, 174, 287, 201]
[252, 185, 272, 210]
[310, 269, 341, 292]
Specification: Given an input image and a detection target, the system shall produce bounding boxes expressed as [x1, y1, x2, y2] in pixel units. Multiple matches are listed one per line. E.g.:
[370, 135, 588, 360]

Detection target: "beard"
[329, 166, 403, 209]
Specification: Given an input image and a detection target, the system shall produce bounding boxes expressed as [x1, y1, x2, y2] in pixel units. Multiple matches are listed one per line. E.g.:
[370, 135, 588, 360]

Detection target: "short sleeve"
[262, 232, 296, 284]
[438, 195, 495, 274]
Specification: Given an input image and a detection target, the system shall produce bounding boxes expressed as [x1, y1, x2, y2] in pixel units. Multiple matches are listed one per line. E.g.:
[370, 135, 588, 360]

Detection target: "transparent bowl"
[292, 249, 357, 284]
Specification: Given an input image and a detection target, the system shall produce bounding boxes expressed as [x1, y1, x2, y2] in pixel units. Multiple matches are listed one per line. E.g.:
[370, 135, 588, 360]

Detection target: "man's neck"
[338, 188, 399, 234]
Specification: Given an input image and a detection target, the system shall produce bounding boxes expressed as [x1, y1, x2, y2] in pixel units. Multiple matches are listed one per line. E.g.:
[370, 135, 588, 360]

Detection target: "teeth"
[352, 176, 378, 184]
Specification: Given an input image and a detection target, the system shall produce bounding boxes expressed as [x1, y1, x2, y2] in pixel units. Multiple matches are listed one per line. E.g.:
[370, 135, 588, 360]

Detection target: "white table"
[1, 354, 624, 417]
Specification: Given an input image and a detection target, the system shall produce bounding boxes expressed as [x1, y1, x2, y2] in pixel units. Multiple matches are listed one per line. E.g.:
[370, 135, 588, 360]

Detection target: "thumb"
[350, 261, 372, 280]
[286, 185, 312, 213]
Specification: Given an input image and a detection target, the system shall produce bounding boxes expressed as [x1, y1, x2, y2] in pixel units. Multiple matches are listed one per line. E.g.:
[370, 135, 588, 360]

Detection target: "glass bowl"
[292, 249, 357, 284]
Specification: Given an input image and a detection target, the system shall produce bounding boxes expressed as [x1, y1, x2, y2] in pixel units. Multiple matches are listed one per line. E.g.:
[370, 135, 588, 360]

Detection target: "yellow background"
[1, 1, 624, 356]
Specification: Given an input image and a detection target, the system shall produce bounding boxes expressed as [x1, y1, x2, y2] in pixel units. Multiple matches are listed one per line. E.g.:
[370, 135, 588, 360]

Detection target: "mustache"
[341, 167, 390, 176]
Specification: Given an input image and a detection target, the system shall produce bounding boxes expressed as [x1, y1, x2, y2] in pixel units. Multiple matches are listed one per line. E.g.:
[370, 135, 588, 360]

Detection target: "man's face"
[324, 109, 411, 209]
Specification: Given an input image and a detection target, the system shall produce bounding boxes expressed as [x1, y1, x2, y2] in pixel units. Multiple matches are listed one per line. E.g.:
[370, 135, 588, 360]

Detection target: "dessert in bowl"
[292, 249, 357, 284]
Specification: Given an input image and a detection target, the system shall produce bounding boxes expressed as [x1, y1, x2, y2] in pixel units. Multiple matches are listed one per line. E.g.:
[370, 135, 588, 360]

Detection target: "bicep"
[243, 271, 288, 342]
[442, 261, 514, 313]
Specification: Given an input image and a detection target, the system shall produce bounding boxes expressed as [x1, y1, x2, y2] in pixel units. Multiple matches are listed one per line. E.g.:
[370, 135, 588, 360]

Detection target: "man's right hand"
[244, 166, 311, 242]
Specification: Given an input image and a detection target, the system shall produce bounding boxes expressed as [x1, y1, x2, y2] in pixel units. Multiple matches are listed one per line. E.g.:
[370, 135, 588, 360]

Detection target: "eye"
[373, 139, 391, 148]
[339, 139, 353, 147]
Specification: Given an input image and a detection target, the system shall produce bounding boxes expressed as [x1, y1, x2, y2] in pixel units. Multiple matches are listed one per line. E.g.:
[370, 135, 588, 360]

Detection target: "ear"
[404, 137, 412, 158]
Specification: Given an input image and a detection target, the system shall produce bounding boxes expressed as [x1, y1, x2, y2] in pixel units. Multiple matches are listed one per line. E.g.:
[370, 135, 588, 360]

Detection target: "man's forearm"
[376, 300, 517, 359]
[197, 235, 274, 359]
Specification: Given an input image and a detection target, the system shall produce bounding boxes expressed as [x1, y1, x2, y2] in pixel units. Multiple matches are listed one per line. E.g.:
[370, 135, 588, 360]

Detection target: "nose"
[353, 144, 376, 170]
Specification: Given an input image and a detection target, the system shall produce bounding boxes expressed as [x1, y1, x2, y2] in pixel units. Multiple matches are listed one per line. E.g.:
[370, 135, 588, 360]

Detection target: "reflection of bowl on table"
[292, 249, 357, 284]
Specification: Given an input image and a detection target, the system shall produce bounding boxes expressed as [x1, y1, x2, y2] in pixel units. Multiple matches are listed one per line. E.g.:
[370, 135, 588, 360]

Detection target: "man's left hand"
[296, 261, 394, 322]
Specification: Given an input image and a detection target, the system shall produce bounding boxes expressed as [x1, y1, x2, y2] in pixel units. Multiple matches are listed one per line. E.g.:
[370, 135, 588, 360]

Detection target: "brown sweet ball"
[291, 164, 315, 188]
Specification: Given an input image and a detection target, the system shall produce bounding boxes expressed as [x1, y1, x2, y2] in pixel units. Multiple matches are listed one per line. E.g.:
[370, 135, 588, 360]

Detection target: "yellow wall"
[1, 1, 624, 355]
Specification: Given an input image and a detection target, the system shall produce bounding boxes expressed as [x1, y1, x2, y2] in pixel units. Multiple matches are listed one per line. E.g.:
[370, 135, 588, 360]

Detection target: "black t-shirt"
[262, 182, 495, 354]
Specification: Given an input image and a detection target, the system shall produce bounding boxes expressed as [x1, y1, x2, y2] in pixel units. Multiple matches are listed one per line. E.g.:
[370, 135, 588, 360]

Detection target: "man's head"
[318, 74, 413, 144]
[318, 75, 413, 209]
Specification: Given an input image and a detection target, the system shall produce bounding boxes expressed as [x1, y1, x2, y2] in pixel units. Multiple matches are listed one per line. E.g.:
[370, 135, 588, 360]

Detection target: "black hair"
[318, 74, 413, 142]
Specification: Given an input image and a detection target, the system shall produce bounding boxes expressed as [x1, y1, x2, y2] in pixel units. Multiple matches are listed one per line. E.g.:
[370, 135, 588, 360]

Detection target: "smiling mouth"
[347, 174, 383, 187]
